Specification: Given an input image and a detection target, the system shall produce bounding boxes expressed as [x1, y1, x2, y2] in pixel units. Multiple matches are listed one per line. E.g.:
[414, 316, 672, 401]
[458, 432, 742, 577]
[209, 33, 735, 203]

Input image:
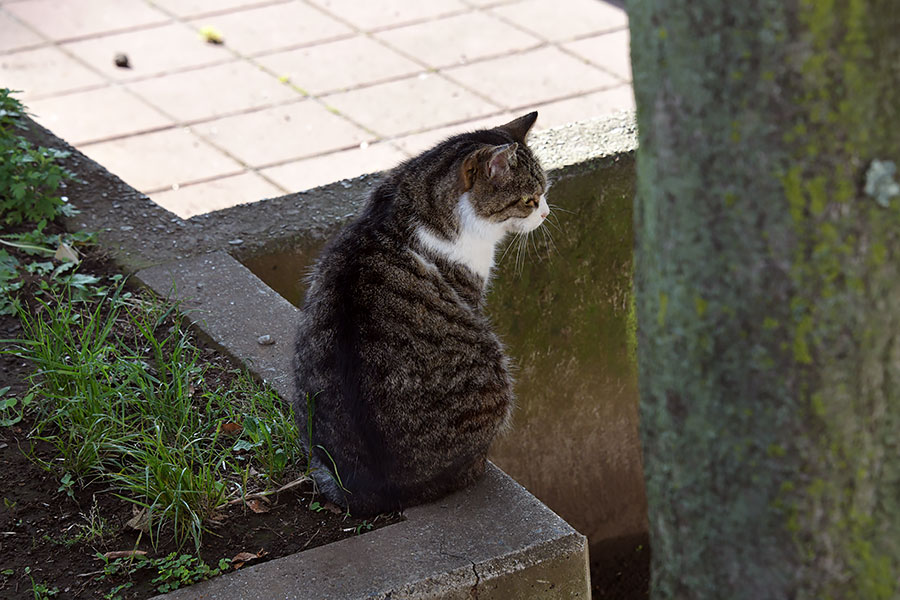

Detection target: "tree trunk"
[628, 1, 900, 597]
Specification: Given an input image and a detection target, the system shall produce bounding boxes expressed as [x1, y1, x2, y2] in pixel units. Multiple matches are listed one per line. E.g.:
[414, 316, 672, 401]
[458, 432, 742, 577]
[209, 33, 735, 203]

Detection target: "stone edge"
[17, 111, 636, 274]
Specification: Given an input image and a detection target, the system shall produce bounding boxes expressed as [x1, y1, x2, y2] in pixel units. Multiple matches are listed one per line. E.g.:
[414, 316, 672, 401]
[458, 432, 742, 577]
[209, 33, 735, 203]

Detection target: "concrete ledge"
[151, 463, 589, 600]
[134, 251, 299, 399]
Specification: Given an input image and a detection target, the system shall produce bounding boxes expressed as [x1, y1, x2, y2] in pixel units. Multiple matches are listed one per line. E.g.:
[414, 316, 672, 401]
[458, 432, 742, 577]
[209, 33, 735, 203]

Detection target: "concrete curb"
[150, 464, 588, 600]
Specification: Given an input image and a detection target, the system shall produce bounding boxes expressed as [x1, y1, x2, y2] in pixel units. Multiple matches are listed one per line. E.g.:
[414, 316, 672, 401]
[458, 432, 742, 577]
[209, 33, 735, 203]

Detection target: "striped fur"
[292, 113, 547, 515]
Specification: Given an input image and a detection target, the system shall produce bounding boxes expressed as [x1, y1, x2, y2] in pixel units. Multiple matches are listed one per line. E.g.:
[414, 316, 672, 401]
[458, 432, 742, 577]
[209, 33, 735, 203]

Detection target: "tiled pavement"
[0, 0, 633, 218]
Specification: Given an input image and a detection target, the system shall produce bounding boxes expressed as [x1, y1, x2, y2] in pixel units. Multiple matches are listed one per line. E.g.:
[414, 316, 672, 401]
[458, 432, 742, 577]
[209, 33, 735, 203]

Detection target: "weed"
[103, 582, 133, 600]
[106, 434, 230, 552]
[74, 500, 113, 546]
[97, 552, 230, 595]
[24, 567, 59, 599]
[56, 473, 75, 500]
[41, 500, 113, 548]
[0, 385, 33, 426]
[301, 391, 348, 493]
[0, 88, 76, 226]
[354, 520, 373, 535]
[151, 553, 230, 594]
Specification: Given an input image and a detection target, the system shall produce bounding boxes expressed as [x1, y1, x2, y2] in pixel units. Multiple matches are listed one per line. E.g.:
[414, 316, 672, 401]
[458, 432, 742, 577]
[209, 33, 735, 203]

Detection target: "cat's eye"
[521, 195, 537, 208]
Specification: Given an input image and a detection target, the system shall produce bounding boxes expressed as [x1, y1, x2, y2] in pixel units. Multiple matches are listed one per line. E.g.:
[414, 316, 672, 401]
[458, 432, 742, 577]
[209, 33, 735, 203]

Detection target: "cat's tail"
[308, 447, 408, 517]
[308, 451, 350, 509]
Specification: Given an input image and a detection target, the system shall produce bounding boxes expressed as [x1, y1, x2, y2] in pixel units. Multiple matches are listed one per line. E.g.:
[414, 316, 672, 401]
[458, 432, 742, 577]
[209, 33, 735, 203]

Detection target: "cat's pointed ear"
[488, 143, 518, 180]
[461, 143, 518, 189]
[497, 112, 538, 142]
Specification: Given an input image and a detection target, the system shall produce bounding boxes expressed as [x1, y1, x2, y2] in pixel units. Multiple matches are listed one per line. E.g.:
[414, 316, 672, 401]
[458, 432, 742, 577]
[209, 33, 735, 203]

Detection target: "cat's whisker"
[547, 230, 561, 259]
[540, 226, 560, 259]
[515, 232, 526, 274]
[500, 232, 522, 264]
[547, 203, 575, 215]
[519, 232, 530, 273]
[534, 229, 547, 263]
[545, 212, 564, 234]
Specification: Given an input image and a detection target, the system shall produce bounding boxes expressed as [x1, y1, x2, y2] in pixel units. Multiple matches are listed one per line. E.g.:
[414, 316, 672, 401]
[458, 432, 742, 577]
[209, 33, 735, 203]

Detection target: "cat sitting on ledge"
[292, 112, 549, 515]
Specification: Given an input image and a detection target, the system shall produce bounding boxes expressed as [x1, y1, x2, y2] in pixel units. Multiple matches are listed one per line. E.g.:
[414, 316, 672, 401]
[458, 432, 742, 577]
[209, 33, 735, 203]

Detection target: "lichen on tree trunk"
[628, 1, 900, 597]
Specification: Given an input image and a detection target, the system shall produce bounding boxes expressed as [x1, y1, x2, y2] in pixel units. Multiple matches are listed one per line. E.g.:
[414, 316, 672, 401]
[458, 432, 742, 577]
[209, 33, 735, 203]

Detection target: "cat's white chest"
[414, 193, 506, 281]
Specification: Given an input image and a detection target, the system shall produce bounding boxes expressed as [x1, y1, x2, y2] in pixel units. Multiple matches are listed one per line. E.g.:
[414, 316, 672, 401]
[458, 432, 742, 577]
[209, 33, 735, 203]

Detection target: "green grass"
[2, 282, 307, 551]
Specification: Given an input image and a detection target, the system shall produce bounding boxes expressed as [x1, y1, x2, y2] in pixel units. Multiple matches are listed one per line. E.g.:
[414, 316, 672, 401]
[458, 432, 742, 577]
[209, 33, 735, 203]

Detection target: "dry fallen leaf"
[219, 422, 242, 434]
[102, 550, 147, 560]
[125, 506, 150, 532]
[231, 549, 268, 569]
[198, 25, 224, 44]
[246, 498, 270, 513]
[55, 242, 80, 263]
[231, 552, 258, 563]
[322, 501, 343, 515]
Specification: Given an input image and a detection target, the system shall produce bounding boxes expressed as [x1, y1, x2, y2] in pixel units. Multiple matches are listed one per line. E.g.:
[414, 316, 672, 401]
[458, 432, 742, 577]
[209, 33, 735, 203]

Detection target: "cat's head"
[458, 112, 549, 235]
[403, 112, 548, 240]
[403, 112, 549, 281]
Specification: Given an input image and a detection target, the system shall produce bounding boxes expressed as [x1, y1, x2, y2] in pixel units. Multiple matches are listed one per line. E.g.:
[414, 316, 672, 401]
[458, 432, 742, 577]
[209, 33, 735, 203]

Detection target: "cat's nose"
[540, 210, 549, 219]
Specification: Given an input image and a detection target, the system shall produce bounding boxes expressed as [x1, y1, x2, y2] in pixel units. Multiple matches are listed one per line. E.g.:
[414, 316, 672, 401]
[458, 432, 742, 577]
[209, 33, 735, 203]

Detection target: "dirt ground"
[0, 246, 400, 599]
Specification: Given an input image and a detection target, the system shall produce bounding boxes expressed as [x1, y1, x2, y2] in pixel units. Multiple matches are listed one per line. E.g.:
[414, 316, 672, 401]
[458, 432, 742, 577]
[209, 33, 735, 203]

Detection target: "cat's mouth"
[508, 196, 550, 234]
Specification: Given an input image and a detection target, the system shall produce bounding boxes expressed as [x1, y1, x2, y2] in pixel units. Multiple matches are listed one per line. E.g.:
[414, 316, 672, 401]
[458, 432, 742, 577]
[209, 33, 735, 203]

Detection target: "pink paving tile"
[491, 0, 627, 42]
[306, 0, 467, 31]
[26, 85, 173, 145]
[80, 127, 244, 191]
[187, 1, 352, 56]
[126, 60, 299, 123]
[521, 85, 635, 131]
[62, 22, 231, 82]
[0, 10, 44, 52]
[389, 113, 513, 157]
[443, 46, 620, 110]
[193, 100, 372, 167]
[563, 29, 632, 82]
[4, 0, 169, 42]
[324, 73, 500, 138]
[0, 46, 106, 99]
[151, 171, 285, 218]
[375, 11, 540, 69]
[150, 0, 281, 19]
[260, 141, 408, 192]
[255, 35, 421, 96]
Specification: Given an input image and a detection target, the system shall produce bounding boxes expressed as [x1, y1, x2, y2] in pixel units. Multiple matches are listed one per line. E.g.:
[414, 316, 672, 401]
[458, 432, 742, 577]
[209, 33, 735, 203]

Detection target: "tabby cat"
[292, 112, 549, 515]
